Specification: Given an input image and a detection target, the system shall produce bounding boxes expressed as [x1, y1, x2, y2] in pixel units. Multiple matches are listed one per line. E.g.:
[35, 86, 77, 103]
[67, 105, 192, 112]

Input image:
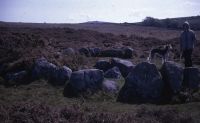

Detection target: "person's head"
[183, 21, 190, 31]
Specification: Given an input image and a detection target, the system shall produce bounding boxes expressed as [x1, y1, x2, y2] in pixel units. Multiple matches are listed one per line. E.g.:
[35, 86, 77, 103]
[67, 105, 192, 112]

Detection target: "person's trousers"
[183, 49, 193, 67]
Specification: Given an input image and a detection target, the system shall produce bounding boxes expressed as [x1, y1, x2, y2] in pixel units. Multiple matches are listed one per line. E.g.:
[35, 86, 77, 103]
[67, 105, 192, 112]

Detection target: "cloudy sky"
[0, 0, 199, 23]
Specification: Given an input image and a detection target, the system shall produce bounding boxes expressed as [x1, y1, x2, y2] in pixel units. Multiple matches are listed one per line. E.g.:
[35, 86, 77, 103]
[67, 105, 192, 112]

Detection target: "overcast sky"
[0, 0, 199, 23]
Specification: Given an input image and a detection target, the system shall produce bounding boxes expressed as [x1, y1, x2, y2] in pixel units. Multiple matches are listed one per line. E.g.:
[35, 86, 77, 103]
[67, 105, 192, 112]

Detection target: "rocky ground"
[0, 22, 200, 123]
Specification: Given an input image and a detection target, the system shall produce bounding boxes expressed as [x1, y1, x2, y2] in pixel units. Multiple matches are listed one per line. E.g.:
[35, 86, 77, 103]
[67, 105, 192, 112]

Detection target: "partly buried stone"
[94, 60, 112, 72]
[111, 58, 135, 78]
[183, 67, 200, 89]
[5, 70, 29, 86]
[63, 69, 104, 97]
[117, 62, 164, 103]
[49, 66, 72, 86]
[104, 67, 121, 79]
[161, 61, 184, 94]
[102, 80, 119, 93]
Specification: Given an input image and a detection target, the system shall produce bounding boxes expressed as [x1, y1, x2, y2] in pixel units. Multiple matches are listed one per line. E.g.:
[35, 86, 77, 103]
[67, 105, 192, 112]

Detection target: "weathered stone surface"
[111, 58, 135, 78]
[183, 67, 200, 89]
[63, 69, 104, 97]
[104, 67, 121, 79]
[161, 61, 184, 94]
[117, 62, 164, 103]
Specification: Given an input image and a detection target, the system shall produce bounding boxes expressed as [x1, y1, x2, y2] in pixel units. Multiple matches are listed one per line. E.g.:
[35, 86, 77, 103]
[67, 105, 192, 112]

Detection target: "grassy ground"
[0, 79, 199, 123]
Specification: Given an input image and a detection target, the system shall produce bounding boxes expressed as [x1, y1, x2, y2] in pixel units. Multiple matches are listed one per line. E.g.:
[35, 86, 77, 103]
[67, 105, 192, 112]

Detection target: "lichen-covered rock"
[117, 62, 163, 103]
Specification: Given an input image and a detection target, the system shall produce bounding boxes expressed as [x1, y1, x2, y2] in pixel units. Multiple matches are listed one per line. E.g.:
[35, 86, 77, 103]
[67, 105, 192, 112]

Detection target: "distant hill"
[135, 16, 200, 30]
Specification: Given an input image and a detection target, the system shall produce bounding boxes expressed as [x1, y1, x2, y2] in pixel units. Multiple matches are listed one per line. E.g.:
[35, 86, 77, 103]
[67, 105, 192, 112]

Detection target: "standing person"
[180, 21, 197, 67]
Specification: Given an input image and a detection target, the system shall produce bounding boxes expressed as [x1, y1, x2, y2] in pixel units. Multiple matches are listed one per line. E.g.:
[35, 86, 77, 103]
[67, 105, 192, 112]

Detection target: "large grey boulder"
[49, 66, 72, 86]
[183, 67, 200, 89]
[104, 67, 121, 79]
[161, 61, 184, 94]
[102, 80, 119, 93]
[5, 70, 29, 86]
[117, 62, 164, 103]
[63, 69, 104, 97]
[94, 60, 112, 72]
[111, 58, 135, 78]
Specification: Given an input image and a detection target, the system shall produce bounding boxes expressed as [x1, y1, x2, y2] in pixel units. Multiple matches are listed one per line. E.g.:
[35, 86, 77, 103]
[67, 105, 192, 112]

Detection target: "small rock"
[111, 58, 135, 78]
[104, 67, 121, 79]
[94, 60, 112, 72]
[122, 47, 133, 58]
[102, 80, 119, 93]
[62, 48, 76, 55]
